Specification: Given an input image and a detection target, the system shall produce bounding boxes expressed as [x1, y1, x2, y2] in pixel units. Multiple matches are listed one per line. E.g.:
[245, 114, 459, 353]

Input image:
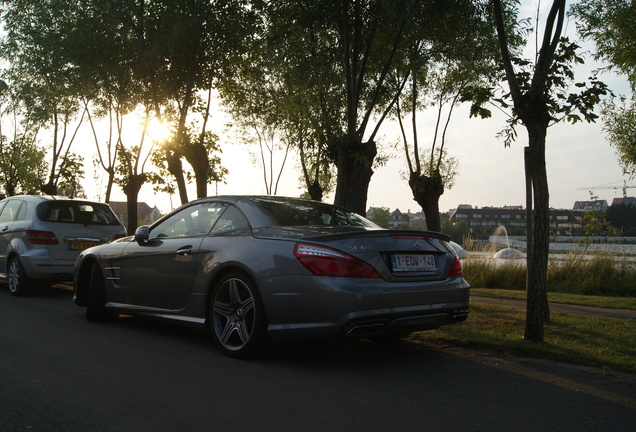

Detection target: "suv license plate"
[391, 254, 436, 272]
[68, 241, 101, 250]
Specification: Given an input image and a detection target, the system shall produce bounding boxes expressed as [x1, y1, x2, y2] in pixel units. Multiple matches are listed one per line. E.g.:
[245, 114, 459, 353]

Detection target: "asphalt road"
[1, 285, 634, 432]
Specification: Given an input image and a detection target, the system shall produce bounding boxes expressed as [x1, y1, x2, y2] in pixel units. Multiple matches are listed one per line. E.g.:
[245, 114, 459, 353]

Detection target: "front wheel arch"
[73, 258, 96, 306]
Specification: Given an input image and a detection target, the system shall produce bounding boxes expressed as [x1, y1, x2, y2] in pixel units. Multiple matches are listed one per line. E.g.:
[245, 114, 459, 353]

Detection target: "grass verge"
[471, 287, 636, 310]
[407, 302, 636, 375]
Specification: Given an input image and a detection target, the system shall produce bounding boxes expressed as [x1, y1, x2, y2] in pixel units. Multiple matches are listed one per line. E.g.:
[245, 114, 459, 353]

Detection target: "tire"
[86, 262, 110, 322]
[209, 271, 268, 358]
[7, 256, 31, 297]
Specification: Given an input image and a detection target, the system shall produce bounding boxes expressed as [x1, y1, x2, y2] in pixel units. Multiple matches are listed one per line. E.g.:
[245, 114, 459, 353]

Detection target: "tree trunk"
[524, 115, 551, 341]
[122, 173, 147, 235]
[41, 181, 57, 195]
[333, 138, 377, 215]
[306, 180, 323, 202]
[165, 149, 189, 205]
[183, 143, 209, 199]
[409, 172, 444, 232]
[104, 167, 115, 203]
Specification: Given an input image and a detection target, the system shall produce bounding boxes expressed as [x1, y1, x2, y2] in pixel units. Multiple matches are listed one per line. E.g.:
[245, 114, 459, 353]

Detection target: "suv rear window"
[37, 202, 120, 225]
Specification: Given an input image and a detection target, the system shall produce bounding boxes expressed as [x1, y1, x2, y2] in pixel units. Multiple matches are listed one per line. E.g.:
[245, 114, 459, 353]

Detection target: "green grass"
[407, 302, 636, 374]
[471, 288, 636, 310]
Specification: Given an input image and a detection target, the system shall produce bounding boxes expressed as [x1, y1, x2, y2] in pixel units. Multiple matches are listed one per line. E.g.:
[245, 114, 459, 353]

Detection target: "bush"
[548, 255, 636, 297]
[462, 255, 636, 297]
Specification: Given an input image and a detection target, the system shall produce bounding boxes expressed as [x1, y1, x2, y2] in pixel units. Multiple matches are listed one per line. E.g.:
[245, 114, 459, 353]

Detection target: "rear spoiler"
[303, 228, 451, 242]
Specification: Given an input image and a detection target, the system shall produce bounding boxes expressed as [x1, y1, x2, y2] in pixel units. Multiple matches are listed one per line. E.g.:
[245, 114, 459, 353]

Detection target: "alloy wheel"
[211, 276, 258, 354]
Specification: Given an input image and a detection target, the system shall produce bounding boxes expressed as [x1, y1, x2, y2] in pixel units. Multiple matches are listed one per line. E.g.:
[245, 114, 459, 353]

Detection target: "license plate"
[391, 254, 436, 272]
[67, 241, 101, 250]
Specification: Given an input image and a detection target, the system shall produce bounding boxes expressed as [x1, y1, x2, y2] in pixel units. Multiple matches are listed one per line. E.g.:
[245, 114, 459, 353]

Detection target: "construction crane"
[577, 180, 636, 198]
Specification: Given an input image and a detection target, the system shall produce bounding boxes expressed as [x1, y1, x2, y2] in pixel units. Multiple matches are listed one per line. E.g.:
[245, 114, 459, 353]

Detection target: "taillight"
[26, 230, 59, 245]
[113, 234, 126, 240]
[294, 243, 380, 278]
[449, 257, 462, 276]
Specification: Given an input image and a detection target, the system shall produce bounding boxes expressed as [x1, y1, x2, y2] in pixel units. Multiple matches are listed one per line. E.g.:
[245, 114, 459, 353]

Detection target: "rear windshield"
[37, 201, 121, 225]
[253, 198, 378, 228]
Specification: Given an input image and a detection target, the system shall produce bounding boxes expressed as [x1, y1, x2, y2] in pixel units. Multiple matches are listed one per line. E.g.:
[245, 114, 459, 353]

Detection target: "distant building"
[109, 201, 162, 225]
[611, 197, 636, 206]
[388, 209, 409, 228]
[366, 207, 427, 229]
[449, 205, 585, 236]
[573, 199, 609, 211]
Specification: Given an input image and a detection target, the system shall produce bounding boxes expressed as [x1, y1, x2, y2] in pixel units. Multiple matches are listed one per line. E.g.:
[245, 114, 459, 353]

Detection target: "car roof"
[4, 195, 107, 204]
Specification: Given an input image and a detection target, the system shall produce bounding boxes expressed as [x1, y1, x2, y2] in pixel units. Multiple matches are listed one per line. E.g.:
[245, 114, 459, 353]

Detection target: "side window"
[16, 201, 27, 221]
[210, 205, 249, 234]
[150, 203, 226, 239]
[0, 200, 23, 224]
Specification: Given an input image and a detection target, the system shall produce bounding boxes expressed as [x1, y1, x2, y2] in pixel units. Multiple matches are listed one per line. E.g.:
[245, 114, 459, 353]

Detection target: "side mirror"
[134, 226, 150, 244]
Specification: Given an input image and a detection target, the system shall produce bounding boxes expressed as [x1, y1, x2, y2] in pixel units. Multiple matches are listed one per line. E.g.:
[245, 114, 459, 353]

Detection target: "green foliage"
[572, 0, 636, 178]
[549, 255, 636, 297]
[440, 219, 470, 244]
[606, 203, 636, 236]
[463, 255, 636, 297]
[369, 207, 391, 228]
[0, 133, 47, 195]
[602, 96, 636, 178]
[56, 153, 86, 198]
[463, 259, 527, 290]
[572, 0, 636, 91]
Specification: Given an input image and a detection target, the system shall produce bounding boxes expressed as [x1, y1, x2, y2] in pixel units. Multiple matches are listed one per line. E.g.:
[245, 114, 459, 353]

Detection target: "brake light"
[294, 243, 380, 278]
[449, 257, 462, 276]
[26, 230, 59, 245]
[390, 235, 432, 240]
[113, 234, 126, 240]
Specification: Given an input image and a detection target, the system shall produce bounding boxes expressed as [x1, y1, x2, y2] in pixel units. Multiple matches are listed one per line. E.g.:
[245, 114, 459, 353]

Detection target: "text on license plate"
[67, 241, 101, 250]
[391, 254, 436, 272]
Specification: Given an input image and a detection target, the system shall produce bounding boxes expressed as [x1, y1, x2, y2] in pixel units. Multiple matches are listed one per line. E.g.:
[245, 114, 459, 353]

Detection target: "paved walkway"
[471, 296, 636, 320]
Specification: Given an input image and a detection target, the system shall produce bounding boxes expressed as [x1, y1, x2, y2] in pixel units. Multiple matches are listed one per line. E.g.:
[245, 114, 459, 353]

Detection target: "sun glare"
[147, 118, 172, 142]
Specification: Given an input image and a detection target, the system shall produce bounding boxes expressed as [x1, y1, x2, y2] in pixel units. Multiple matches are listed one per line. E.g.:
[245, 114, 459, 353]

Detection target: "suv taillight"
[26, 230, 59, 245]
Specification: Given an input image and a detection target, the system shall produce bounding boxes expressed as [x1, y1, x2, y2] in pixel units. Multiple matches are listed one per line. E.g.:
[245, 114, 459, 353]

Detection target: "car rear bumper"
[258, 274, 470, 342]
[18, 252, 76, 280]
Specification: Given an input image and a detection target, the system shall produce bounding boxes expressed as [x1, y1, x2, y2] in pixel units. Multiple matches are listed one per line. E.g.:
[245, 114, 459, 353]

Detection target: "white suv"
[0, 195, 126, 296]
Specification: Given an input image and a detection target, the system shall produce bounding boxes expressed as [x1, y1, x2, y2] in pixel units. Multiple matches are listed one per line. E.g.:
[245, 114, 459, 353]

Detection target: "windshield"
[253, 197, 378, 228]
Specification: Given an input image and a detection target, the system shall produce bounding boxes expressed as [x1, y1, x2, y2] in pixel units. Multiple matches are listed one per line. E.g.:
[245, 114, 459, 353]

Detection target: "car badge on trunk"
[414, 240, 424, 250]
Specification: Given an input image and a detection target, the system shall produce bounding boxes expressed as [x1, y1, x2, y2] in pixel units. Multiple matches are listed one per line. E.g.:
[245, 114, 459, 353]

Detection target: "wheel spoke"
[212, 301, 233, 318]
[228, 280, 241, 306]
[241, 296, 255, 314]
[219, 320, 236, 345]
[237, 320, 251, 345]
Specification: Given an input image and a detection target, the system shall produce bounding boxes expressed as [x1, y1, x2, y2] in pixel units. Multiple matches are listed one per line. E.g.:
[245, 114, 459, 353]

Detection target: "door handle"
[1, 225, 8, 232]
[176, 246, 193, 256]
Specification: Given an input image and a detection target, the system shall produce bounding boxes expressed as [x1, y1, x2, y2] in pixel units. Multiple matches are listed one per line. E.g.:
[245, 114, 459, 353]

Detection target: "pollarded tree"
[128, 0, 257, 203]
[220, 1, 340, 201]
[225, 0, 481, 215]
[113, 107, 156, 234]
